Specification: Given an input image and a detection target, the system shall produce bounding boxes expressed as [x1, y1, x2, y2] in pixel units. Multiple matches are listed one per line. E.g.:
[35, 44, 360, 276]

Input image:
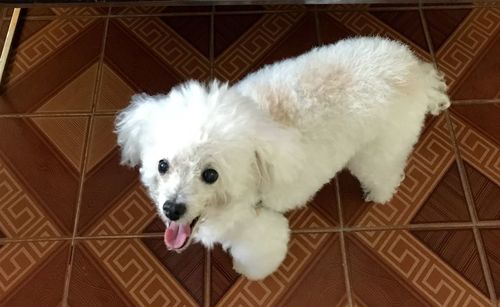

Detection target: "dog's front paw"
[364, 190, 394, 204]
[233, 256, 282, 281]
[228, 210, 290, 280]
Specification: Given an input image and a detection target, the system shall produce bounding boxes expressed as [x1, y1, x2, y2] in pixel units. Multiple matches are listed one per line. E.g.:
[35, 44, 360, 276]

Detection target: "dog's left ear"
[253, 122, 304, 189]
[115, 94, 157, 167]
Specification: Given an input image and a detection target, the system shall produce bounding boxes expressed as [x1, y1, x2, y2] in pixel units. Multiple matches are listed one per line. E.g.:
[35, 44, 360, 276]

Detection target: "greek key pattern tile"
[86, 184, 156, 236]
[0, 157, 61, 238]
[326, 11, 431, 61]
[436, 8, 500, 88]
[288, 206, 331, 229]
[6, 18, 97, 85]
[216, 233, 330, 306]
[355, 230, 490, 306]
[451, 113, 500, 186]
[86, 239, 197, 306]
[214, 12, 305, 82]
[117, 18, 210, 80]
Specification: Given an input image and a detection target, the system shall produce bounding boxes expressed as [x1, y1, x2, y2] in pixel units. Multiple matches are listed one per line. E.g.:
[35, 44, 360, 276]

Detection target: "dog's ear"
[114, 94, 156, 167]
[253, 122, 303, 189]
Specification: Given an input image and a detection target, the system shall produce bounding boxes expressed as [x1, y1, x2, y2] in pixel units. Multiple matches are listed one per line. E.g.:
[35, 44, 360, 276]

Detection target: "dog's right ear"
[114, 94, 156, 167]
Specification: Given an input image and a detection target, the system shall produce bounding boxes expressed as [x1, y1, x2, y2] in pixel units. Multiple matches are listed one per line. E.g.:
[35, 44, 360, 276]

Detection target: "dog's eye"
[202, 168, 218, 184]
[158, 159, 169, 174]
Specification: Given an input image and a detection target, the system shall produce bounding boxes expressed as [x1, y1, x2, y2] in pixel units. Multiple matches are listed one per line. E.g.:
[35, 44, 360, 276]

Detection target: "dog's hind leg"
[346, 125, 422, 204]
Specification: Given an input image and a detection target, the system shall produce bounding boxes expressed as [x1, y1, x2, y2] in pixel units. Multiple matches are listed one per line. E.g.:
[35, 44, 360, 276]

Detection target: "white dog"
[115, 37, 450, 280]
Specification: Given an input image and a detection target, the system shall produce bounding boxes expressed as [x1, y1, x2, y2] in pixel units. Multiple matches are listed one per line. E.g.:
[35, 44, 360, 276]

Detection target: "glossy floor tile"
[0, 4, 498, 307]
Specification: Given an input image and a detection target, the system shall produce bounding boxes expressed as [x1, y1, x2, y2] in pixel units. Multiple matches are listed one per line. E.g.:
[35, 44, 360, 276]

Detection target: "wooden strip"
[0, 8, 20, 85]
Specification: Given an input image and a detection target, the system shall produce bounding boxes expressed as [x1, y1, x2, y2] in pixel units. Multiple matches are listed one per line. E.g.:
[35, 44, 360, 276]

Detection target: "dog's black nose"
[163, 201, 186, 221]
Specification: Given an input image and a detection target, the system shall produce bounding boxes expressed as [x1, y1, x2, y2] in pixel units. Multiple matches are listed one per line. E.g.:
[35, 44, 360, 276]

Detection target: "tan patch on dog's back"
[259, 84, 298, 127]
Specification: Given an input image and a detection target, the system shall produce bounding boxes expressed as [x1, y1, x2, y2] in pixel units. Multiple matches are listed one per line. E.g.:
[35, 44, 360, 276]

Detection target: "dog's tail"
[420, 63, 451, 115]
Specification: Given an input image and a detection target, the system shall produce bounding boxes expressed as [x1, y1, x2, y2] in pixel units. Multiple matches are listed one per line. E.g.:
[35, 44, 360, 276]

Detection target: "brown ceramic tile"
[0, 117, 86, 238]
[340, 115, 457, 227]
[69, 239, 202, 306]
[0, 241, 69, 306]
[423, 9, 471, 50]
[160, 15, 211, 58]
[111, 5, 212, 15]
[370, 10, 428, 50]
[213, 12, 265, 59]
[319, 9, 430, 59]
[214, 11, 315, 83]
[212, 233, 346, 306]
[346, 230, 491, 306]
[23, 7, 109, 17]
[96, 16, 210, 111]
[466, 163, 500, 221]
[0, 18, 105, 114]
[411, 229, 488, 295]
[411, 163, 471, 223]
[214, 5, 266, 12]
[78, 115, 155, 236]
[480, 229, 500, 301]
[422, 1, 475, 6]
[141, 238, 205, 305]
[0, 18, 9, 48]
[425, 8, 500, 100]
[449, 106, 500, 221]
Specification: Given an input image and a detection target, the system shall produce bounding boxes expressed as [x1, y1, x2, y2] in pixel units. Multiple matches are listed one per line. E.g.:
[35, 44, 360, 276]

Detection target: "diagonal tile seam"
[60, 8, 111, 307]
[420, 6, 498, 306]
[315, 9, 354, 307]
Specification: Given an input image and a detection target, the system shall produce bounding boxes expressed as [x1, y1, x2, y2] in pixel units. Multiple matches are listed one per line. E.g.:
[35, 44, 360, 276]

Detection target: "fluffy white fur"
[115, 37, 450, 280]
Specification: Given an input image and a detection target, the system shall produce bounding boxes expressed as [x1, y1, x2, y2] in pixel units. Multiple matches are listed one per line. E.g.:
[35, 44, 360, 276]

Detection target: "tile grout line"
[335, 176, 354, 307]
[2, 220, 500, 244]
[7, 3, 497, 21]
[0, 99, 498, 119]
[445, 112, 498, 306]
[420, 7, 498, 306]
[313, 6, 321, 47]
[204, 6, 215, 307]
[315, 14, 352, 306]
[61, 9, 111, 307]
[90, 8, 111, 115]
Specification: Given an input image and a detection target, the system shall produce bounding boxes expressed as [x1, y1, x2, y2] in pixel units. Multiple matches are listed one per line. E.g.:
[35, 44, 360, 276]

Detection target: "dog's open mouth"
[164, 216, 200, 252]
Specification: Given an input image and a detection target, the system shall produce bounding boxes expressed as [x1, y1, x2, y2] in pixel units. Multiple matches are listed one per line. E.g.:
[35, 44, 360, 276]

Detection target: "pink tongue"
[164, 222, 191, 249]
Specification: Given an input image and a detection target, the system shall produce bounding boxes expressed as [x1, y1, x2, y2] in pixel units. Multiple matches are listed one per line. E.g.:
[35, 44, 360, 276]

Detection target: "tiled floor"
[0, 3, 499, 307]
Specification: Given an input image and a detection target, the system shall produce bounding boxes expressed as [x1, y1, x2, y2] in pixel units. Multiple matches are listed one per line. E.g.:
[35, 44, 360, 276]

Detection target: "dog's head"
[115, 81, 300, 251]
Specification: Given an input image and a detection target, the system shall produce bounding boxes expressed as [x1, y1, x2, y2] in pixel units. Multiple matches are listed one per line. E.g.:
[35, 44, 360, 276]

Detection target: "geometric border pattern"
[436, 8, 500, 89]
[451, 113, 500, 187]
[85, 184, 156, 236]
[326, 10, 431, 61]
[0, 156, 61, 239]
[354, 230, 490, 306]
[216, 233, 332, 307]
[85, 239, 197, 306]
[118, 17, 210, 80]
[215, 12, 305, 82]
[7, 18, 97, 85]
